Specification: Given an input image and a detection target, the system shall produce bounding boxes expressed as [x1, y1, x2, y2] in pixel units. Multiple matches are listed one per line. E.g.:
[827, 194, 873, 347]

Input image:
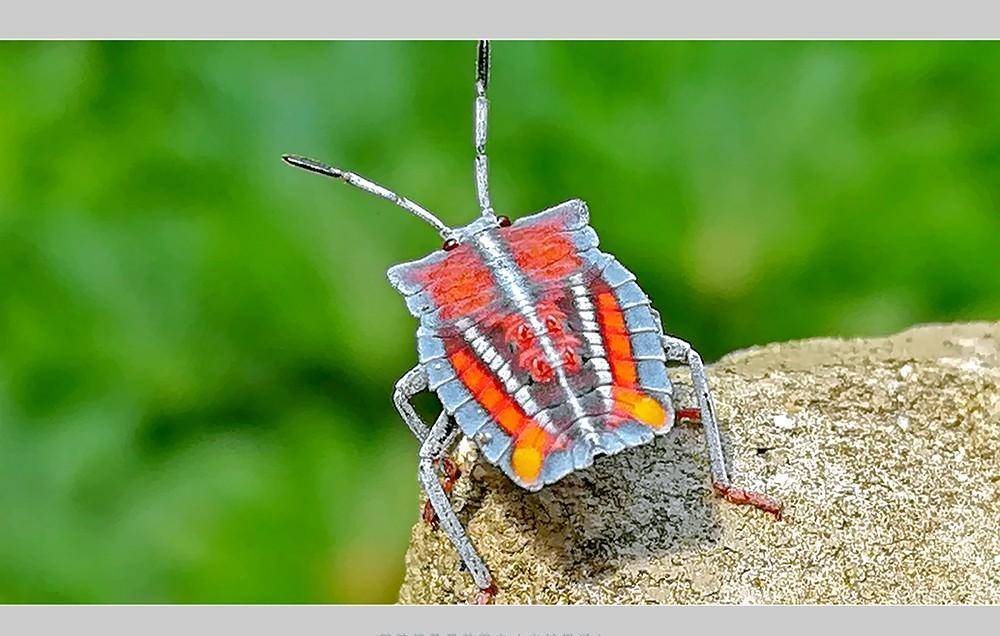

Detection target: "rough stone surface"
[398, 323, 1000, 604]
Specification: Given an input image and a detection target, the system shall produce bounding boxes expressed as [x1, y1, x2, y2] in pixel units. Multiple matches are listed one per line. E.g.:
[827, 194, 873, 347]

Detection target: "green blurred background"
[0, 41, 998, 603]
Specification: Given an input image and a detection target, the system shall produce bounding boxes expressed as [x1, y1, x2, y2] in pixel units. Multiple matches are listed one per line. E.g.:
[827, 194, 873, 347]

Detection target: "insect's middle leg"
[418, 411, 495, 601]
[663, 335, 783, 519]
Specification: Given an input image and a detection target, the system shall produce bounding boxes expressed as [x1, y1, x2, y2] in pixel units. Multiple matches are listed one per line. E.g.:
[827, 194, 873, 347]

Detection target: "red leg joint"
[675, 407, 702, 425]
[713, 480, 783, 520]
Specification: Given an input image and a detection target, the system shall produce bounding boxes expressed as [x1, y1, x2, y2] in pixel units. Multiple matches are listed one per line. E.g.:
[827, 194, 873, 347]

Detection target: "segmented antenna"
[281, 154, 455, 239]
[283, 41, 497, 236]
[474, 40, 495, 219]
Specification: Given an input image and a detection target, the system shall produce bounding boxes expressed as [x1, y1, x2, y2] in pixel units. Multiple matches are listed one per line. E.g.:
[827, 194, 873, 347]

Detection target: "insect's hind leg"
[418, 411, 495, 603]
[662, 335, 783, 520]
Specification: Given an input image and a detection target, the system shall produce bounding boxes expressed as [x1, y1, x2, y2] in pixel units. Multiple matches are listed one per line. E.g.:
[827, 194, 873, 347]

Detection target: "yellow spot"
[615, 388, 666, 428]
[512, 446, 543, 482]
[511, 425, 548, 483]
[633, 394, 666, 428]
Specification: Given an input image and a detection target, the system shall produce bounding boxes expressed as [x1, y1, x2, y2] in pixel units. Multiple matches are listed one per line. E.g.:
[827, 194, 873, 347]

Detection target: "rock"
[398, 323, 1000, 604]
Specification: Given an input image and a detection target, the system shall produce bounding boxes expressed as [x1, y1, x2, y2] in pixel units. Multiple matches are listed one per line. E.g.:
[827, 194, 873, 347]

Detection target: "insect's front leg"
[418, 411, 496, 603]
[393, 365, 463, 524]
[393, 365, 433, 442]
[662, 335, 783, 520]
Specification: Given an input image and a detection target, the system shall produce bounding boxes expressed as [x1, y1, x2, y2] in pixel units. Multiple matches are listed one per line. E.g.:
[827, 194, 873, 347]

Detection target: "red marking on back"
[499, 296, 583, 382]
[410, 244, 496, 320]
[502, 219, 581, 283]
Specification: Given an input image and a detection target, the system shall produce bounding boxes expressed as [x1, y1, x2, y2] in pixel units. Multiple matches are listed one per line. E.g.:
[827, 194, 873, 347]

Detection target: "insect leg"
[393, 365, 432, 442]
[418, 411, 495, 597]
[394, 366, 465, 530]
[662, 335, 783, 519]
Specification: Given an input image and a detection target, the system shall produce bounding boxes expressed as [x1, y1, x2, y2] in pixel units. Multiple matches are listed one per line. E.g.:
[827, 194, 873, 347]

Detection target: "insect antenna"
[474, 40, 497, 220]
[281, 154, 455, 239]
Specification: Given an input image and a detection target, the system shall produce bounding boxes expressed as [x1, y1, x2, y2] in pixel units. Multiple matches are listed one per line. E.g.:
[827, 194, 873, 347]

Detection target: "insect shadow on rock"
[477, 421, 728, 590]
[283, 40, 782, 605]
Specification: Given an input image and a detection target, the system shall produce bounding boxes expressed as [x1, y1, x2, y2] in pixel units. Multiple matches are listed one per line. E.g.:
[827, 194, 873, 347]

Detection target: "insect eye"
[442, 238, 460, 251]
[497, 215, 511, 227]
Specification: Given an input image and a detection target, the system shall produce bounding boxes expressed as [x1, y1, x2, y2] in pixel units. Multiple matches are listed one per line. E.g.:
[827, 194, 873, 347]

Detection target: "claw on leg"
[474, 582, 498, 605]
[713, 480, 783, 520]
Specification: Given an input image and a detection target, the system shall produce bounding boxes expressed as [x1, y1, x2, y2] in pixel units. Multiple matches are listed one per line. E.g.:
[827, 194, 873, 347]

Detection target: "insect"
[283, 41, 781, 604]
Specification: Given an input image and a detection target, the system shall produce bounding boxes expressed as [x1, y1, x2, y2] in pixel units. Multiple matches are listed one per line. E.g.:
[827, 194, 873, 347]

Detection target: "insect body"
[284, 41, 780, 604]
[390, 198, 677, 490]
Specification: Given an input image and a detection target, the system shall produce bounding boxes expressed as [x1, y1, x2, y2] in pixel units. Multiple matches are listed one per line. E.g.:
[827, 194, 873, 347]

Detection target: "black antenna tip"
[476, 40, 490, 89]
[281, 154, 344, 179]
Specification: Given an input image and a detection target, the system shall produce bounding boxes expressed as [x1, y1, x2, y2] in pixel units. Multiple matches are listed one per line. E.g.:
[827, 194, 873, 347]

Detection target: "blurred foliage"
[0, 41, 998, 603]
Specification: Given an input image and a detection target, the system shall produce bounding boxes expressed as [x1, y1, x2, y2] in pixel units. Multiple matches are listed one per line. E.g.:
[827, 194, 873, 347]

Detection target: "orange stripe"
[448, 342, 555, 484]
[594, 288, 638, 387]
[478, 386, 505, 412]
[594, 285, 665, 428]
[448, 347, 529, 437]
[495, 404, 522, 433]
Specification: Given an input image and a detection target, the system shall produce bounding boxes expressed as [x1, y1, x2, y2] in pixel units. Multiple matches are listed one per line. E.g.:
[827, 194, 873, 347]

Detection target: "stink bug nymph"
[283, 41, 781, 604]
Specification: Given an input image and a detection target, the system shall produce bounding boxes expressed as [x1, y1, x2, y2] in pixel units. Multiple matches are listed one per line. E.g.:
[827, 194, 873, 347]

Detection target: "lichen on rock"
[398, 323, 1000, 604]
